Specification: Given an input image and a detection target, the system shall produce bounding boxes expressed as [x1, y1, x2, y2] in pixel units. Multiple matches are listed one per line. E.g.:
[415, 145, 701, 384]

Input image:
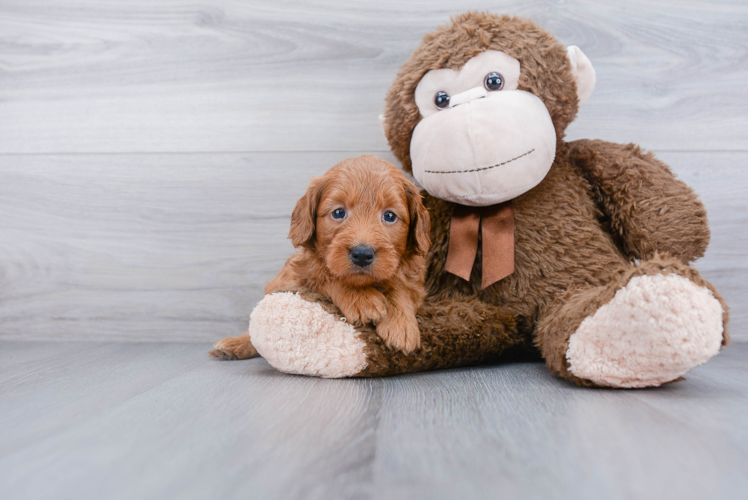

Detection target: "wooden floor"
[1, 340, 747, 500]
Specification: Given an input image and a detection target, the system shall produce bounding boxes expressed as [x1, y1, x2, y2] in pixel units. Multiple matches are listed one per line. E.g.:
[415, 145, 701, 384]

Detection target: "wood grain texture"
[0, 1, 745, 342]
[0, 150, 745, 342]
[1, 341, 747, 500]
[0, 0, 747, 153]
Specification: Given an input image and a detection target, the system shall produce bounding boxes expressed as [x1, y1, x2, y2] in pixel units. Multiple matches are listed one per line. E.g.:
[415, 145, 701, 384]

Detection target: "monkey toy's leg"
[535, 254, 728, 388]
[243, 287, 524, 378]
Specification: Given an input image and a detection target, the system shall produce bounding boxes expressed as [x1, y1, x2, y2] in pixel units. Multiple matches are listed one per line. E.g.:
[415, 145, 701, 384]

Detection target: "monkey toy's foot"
[566, 273, 725, 388]
[249, 292, 368, 378]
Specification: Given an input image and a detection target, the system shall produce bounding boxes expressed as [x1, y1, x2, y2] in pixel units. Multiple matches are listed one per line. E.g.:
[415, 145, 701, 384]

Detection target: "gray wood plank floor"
[1, 340, 747, 500]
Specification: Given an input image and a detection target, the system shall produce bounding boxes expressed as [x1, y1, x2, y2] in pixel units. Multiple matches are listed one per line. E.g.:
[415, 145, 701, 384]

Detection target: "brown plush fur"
[215, 13, 728, 386]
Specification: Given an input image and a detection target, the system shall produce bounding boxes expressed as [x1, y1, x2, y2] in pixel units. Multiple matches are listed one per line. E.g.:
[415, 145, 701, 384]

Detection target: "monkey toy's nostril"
[349, 245, 376, 267]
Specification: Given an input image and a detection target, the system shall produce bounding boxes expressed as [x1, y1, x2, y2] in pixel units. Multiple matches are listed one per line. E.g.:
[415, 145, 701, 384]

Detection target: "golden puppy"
[211, 155, 430, 360]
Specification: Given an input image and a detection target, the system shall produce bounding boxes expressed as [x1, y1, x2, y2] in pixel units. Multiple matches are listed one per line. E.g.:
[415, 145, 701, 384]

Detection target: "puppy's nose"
[349, 245, 376, 267]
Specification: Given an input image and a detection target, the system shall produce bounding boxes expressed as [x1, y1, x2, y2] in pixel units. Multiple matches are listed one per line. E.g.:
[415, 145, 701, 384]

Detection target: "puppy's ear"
[403, 178, 431, 256]
[289, 176, 326, 248]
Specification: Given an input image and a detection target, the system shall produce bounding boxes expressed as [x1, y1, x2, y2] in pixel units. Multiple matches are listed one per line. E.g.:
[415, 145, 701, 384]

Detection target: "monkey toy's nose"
[449, 86, 488, 108]
[349, 245, 376, 267]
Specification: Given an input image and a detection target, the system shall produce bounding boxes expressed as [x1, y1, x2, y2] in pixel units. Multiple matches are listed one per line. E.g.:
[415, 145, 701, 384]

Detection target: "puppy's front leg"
[328, 285, 387, 326]
[377, 288, 421, 354]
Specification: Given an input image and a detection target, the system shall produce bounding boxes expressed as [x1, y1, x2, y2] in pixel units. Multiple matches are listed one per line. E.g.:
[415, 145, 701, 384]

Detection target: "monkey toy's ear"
[289, 176, 326, 249]
[566, 46, 596, 107]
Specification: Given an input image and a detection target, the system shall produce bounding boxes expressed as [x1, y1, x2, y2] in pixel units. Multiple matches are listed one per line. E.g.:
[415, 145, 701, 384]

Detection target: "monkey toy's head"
[382, 12, 595, 206]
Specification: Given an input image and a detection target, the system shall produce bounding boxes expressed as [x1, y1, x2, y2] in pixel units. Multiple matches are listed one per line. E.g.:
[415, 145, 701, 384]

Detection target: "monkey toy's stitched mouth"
[424, 149, 535, 174]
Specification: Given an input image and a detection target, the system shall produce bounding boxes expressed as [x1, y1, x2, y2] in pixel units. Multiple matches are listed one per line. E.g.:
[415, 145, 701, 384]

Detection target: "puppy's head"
[289, 155, 430, 287]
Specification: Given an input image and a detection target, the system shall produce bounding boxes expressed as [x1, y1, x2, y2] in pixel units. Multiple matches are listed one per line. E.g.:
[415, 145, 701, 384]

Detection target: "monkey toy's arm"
[568, 139, 710, 263]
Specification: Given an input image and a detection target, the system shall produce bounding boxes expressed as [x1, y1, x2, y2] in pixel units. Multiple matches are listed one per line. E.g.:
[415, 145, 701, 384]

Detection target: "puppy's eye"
[382, 211, 397, 224]
[331, 208, 346, 220]
[434, 91, 450, 109]
[484, 72, 504, 91]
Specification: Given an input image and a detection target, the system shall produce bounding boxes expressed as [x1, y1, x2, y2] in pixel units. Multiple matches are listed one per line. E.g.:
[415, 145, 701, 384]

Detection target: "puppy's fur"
[211, 155, 430, 359]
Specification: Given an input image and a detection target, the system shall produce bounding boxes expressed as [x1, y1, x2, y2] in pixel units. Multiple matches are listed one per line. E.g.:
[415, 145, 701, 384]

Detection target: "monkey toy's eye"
[382, 211, 397, 223]
[434, 91, 450, 109]
[331, 208, 347, 220]
[484, 72, 504, 91]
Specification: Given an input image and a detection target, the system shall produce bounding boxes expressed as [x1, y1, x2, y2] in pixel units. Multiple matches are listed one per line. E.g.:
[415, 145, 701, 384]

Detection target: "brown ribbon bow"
[444, 201, 515, 289]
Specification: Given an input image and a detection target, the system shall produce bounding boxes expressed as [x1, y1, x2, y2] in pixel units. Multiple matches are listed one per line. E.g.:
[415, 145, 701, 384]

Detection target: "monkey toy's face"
[403, 42, 595, 207]
[412, 50, 556, 206]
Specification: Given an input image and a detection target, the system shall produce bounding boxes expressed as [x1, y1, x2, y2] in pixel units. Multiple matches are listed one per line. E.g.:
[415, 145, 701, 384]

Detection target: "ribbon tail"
[444, 204, 481, 282]
[480, 201, 515, 289]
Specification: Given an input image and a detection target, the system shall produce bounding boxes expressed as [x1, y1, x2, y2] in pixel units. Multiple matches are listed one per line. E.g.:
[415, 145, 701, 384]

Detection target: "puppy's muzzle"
[349, 245, 376, 268]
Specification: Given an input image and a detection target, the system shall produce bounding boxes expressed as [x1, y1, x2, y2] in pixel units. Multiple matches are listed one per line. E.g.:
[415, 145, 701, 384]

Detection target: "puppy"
[211, 155, 430, 359]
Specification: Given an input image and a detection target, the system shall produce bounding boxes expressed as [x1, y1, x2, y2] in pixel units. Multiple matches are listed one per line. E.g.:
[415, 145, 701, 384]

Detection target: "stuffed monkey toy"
[216, 12, 728, 388]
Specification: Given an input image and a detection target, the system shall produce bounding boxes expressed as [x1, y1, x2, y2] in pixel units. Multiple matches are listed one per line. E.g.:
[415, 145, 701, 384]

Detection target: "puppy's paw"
[342, 292, 387, 326]
[360, 293, 388, 324]
[376, 313, 421, 354]
[210, 334, 260, 360]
